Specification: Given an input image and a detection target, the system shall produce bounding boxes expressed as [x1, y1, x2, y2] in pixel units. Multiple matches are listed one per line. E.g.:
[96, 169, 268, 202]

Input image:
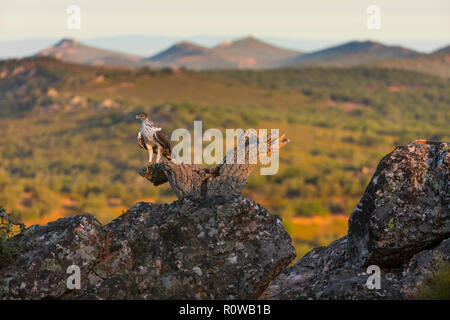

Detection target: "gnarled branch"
[138, 131, 289, 200]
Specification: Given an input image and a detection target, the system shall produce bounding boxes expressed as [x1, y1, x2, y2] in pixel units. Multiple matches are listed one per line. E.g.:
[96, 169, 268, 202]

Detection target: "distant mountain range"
[213, 36, 302, 68]
[32, 37, 450, 76]
[145, 36, 302, 69]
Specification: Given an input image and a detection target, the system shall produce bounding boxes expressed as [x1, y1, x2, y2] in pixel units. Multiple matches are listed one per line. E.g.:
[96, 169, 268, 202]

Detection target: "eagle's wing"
[153, 129, 171, 151]
[137, 131, 147, 150]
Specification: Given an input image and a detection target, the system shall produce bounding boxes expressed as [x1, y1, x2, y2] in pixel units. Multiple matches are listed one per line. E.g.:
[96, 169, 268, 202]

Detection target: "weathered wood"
[138, 130, 289, 200]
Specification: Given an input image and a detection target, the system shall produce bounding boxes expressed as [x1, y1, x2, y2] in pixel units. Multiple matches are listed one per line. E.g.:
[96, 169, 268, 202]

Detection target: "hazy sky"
[0, 0, 449, 49]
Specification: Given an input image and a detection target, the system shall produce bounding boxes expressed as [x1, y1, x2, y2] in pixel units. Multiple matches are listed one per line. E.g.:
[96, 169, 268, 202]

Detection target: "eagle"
[136, 112, 172, 163]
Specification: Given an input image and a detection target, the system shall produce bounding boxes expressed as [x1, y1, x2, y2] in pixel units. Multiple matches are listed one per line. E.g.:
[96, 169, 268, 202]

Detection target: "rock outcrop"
[262, 141, 449, 300]
[1, 141, 448, 300]
[0, 196, 295, 299]
[1, 128, 295, 300]
[348, 141, 449, 268]
[0, 214, 105, 299]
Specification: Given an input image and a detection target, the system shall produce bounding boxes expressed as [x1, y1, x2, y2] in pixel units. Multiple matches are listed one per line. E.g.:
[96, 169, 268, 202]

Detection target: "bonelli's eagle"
[136, 112, 172, 163]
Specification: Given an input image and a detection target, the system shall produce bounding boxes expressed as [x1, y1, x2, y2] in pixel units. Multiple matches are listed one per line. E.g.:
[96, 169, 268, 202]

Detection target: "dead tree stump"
[138, 131, 289, 200]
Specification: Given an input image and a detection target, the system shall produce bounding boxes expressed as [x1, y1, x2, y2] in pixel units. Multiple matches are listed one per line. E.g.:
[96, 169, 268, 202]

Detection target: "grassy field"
[0, 58, 448, 258]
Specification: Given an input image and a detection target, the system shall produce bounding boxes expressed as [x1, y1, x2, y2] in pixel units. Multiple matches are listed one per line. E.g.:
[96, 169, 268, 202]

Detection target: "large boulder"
[262, 236, 449, 300]
[348, 142, 449, 267]
[0, 196, 296, 299]
[81, 196, 295, 299]
[262, 141, 449, 300]
[401, 238, 450, 299]
[261, 237, 404, 300]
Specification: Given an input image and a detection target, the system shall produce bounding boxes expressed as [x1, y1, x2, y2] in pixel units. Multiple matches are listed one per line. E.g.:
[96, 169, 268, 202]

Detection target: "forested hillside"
[0, 57, 448, 256]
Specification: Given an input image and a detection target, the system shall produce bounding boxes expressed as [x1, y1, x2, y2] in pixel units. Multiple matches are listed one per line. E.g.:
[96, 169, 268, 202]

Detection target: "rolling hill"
[212, 36, 302, 68]
[286, 40, 420, 67]
[146, 41, 237, 70]
[147, 37, 302, 69]
[36, 38, 145, 68]
[433, 45, 450, 54]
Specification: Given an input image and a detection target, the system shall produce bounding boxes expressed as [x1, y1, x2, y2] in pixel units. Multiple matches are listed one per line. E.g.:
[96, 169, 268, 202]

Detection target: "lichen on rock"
[262, 141, 449, 300]
[0, 197, 296, 299]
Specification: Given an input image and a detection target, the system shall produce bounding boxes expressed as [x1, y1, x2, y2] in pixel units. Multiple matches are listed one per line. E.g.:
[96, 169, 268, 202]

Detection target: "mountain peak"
[214, 36, 282, 50]
[233, 35, 265, 45]
[336, 40, 419, 55]
[149, 41, 209, 60]
[217, 40, 233, 48]
[54, 38, 78, 47]
[290, 40, 420, 66]
[173, 41, 206, 50]
[36, 38, 142, 67]
[336, 40, 385, 52]
[147, 41, 235, 69]
[348, 40, 377, 45]
[212, 36, 301, 68]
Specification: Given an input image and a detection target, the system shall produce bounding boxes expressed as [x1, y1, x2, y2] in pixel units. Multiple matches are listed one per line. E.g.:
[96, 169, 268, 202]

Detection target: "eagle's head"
[136, 112, 150, 121]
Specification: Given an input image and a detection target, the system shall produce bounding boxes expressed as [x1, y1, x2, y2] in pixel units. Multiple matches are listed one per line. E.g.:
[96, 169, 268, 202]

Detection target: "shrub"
[0, 206, 25, 267]
[296, 201, 330, 217]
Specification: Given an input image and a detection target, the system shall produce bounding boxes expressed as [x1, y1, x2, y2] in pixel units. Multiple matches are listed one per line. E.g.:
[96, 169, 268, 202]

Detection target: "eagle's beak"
[135, 115, 139, 119]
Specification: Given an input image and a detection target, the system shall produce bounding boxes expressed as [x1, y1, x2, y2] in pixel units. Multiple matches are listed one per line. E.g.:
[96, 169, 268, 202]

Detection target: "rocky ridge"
[1, 141, 448, 299]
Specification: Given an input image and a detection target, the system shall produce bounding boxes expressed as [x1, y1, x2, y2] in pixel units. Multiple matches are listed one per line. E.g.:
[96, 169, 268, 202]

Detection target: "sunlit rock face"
[0, 196, 295, 300]
[262, 142, 449, 300]
[2, 142, 448, 300]
[348, 142, 449, 268]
